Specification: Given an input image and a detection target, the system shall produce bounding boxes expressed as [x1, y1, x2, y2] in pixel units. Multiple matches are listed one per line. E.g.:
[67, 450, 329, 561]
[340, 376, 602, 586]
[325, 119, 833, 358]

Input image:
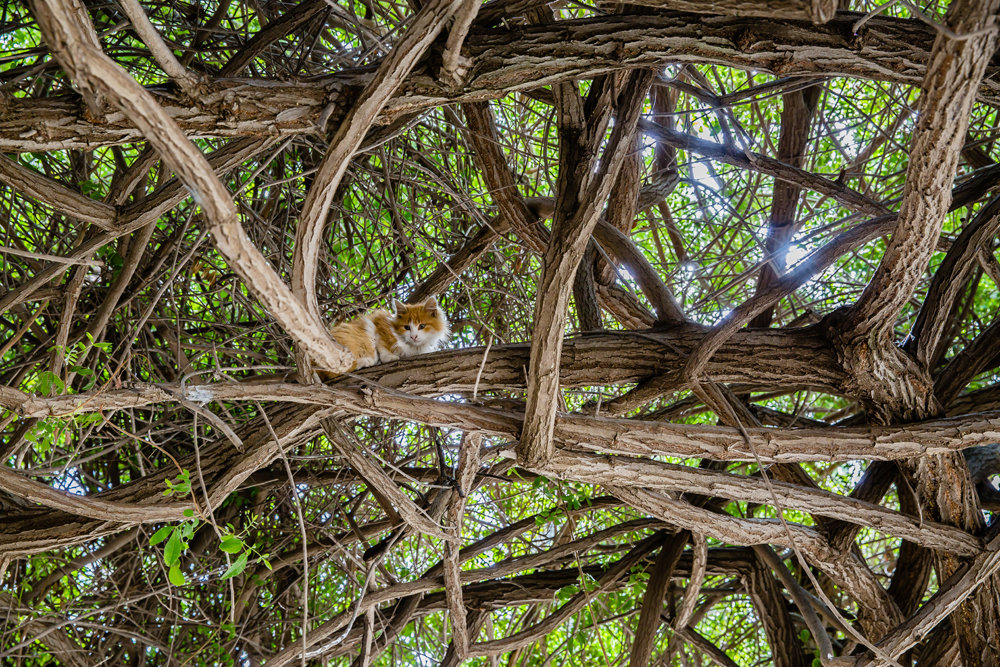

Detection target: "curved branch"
[7, 13, 1000, 153]
[28, 0, 355, 373]
[841, 0, 998, 340]
[909, 195, 1000, 367]
[292, 0, 463, 343]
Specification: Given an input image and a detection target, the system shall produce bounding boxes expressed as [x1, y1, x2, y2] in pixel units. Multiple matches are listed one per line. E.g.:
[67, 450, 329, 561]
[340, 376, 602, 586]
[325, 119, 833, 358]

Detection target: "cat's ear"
[423, 296, 438, 315]
[393, 299, 406, 313]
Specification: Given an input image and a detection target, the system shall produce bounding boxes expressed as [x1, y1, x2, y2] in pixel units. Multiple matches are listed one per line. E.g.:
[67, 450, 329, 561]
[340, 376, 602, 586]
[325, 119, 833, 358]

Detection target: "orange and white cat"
[327, 296, 450, 372]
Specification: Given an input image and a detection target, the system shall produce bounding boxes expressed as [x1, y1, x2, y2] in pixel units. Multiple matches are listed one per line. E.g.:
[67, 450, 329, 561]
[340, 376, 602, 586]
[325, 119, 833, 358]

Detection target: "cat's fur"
[325, 296, 450, 373]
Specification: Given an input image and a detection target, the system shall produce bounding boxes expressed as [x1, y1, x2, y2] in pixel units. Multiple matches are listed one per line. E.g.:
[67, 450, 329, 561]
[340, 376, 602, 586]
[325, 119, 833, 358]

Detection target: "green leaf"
[37, 372, 51, 397]
[221, 551, 249, 580]
[149, 525, 173, 546]
[183, 509, 195, 518]
[219, 535, 243, 554]
[49, 374, 66, 395]
[164, 529, 182, 566]
[75, 413, 102, 426]
[168, 563, 186, 586]
[181, 521, 197, 540]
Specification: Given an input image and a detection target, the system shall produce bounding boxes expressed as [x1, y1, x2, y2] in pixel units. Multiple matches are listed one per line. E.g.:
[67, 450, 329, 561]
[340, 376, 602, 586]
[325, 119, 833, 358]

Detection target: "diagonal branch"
[605, 484, 903, 638]
[936, 314, 1000, 407]
[841, 0, 999, 341]
[518, 70, 654, 466]
[28, 0, 356, 373]
[521, 191, 685, 324]
[854, 523, 1000, 667]
[292, 0, 464, 349]
[0, 154, 118, 230]
[322, 420, 450, 540]
[116, 0, 200, 95]
[439, 0, 481, 86]
[908, 194, 1000, 367]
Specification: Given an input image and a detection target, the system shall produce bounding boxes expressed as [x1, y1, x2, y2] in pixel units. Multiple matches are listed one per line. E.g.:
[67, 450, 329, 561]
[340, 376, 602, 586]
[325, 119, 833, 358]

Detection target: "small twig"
[116, 0, 200, 95]
[472, 332, 493, 401]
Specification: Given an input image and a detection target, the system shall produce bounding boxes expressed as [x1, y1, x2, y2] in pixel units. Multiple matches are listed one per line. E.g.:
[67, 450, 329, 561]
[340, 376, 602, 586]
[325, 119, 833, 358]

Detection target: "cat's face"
[392, 296, 449, 348]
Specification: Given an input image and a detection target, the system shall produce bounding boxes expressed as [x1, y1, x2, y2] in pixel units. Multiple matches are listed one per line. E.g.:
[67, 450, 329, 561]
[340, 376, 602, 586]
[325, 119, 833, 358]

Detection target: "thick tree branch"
[842, 0, 998, 339]
[605, 484, 903, 638]
[0, 154, 118, 230]
[292, 0, 463, 357]
[116, 0, 200, 94]
[854, 523, 1000, 667]
[27, 0, 355, 373]
[539, 450, 981, 555]
[7, 13, 1000, 153]
[909, 195, 1000, 367]
[519, 70, 653, 466]
[628, 531, 686, 667]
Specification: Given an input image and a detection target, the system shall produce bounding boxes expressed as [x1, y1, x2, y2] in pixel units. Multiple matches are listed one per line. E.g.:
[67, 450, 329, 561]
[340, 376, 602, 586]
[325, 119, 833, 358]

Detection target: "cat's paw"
[379, 349, 401, 363]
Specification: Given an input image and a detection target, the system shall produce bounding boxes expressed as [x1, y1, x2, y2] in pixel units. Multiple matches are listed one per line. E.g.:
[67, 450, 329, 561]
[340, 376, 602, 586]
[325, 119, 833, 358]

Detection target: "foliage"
[2, 0, 999, 665]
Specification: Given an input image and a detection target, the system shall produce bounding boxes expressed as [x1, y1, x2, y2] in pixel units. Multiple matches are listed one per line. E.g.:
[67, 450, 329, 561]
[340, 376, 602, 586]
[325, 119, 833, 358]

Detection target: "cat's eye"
[418, 324, 425, 329]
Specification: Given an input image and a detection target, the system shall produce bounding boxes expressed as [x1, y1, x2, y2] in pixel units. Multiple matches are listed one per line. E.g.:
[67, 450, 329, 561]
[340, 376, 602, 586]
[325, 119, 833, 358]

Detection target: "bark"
[909, 195, 1000, 368]
[539, 450, 980, 556]
[519, 70, 653, 466]
[745, 557, 810, 667]
[627, 531, 686, 667]
[833, 0, 1000, 661]
[9, 0, 1000, 661]
[479, 0, 837, 25]
[28, 0, 356, 374]
[854, 524, 1000, 667]
[842, 0, 999, 341]
[293, 0, 463, 358]
[5, 14, 1000, 153]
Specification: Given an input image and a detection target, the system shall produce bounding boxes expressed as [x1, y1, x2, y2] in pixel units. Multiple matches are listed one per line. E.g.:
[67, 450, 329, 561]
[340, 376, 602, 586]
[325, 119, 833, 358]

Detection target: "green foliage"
[151, 472, 270, 588]
[5, 1, 1000, 664]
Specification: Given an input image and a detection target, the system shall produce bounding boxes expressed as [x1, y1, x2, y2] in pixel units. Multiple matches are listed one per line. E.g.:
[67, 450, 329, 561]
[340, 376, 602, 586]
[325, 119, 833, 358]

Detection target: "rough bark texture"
[5, 0, 1000, 664]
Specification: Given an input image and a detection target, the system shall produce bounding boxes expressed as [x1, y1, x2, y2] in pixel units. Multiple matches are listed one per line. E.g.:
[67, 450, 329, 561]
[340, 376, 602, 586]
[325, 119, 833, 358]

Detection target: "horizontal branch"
[479, 0, 837, 25]
[5, 13, 998, 152]
[0, 465, 192, 523]
[3, 328, 842, 412]
[540, 450, 980, 555]
[9, 377, 1000, 464]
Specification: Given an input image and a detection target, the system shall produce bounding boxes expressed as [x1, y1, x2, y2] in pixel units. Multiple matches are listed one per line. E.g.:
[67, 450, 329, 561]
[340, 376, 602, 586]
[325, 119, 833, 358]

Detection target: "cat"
[323, 296, 450, 374]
